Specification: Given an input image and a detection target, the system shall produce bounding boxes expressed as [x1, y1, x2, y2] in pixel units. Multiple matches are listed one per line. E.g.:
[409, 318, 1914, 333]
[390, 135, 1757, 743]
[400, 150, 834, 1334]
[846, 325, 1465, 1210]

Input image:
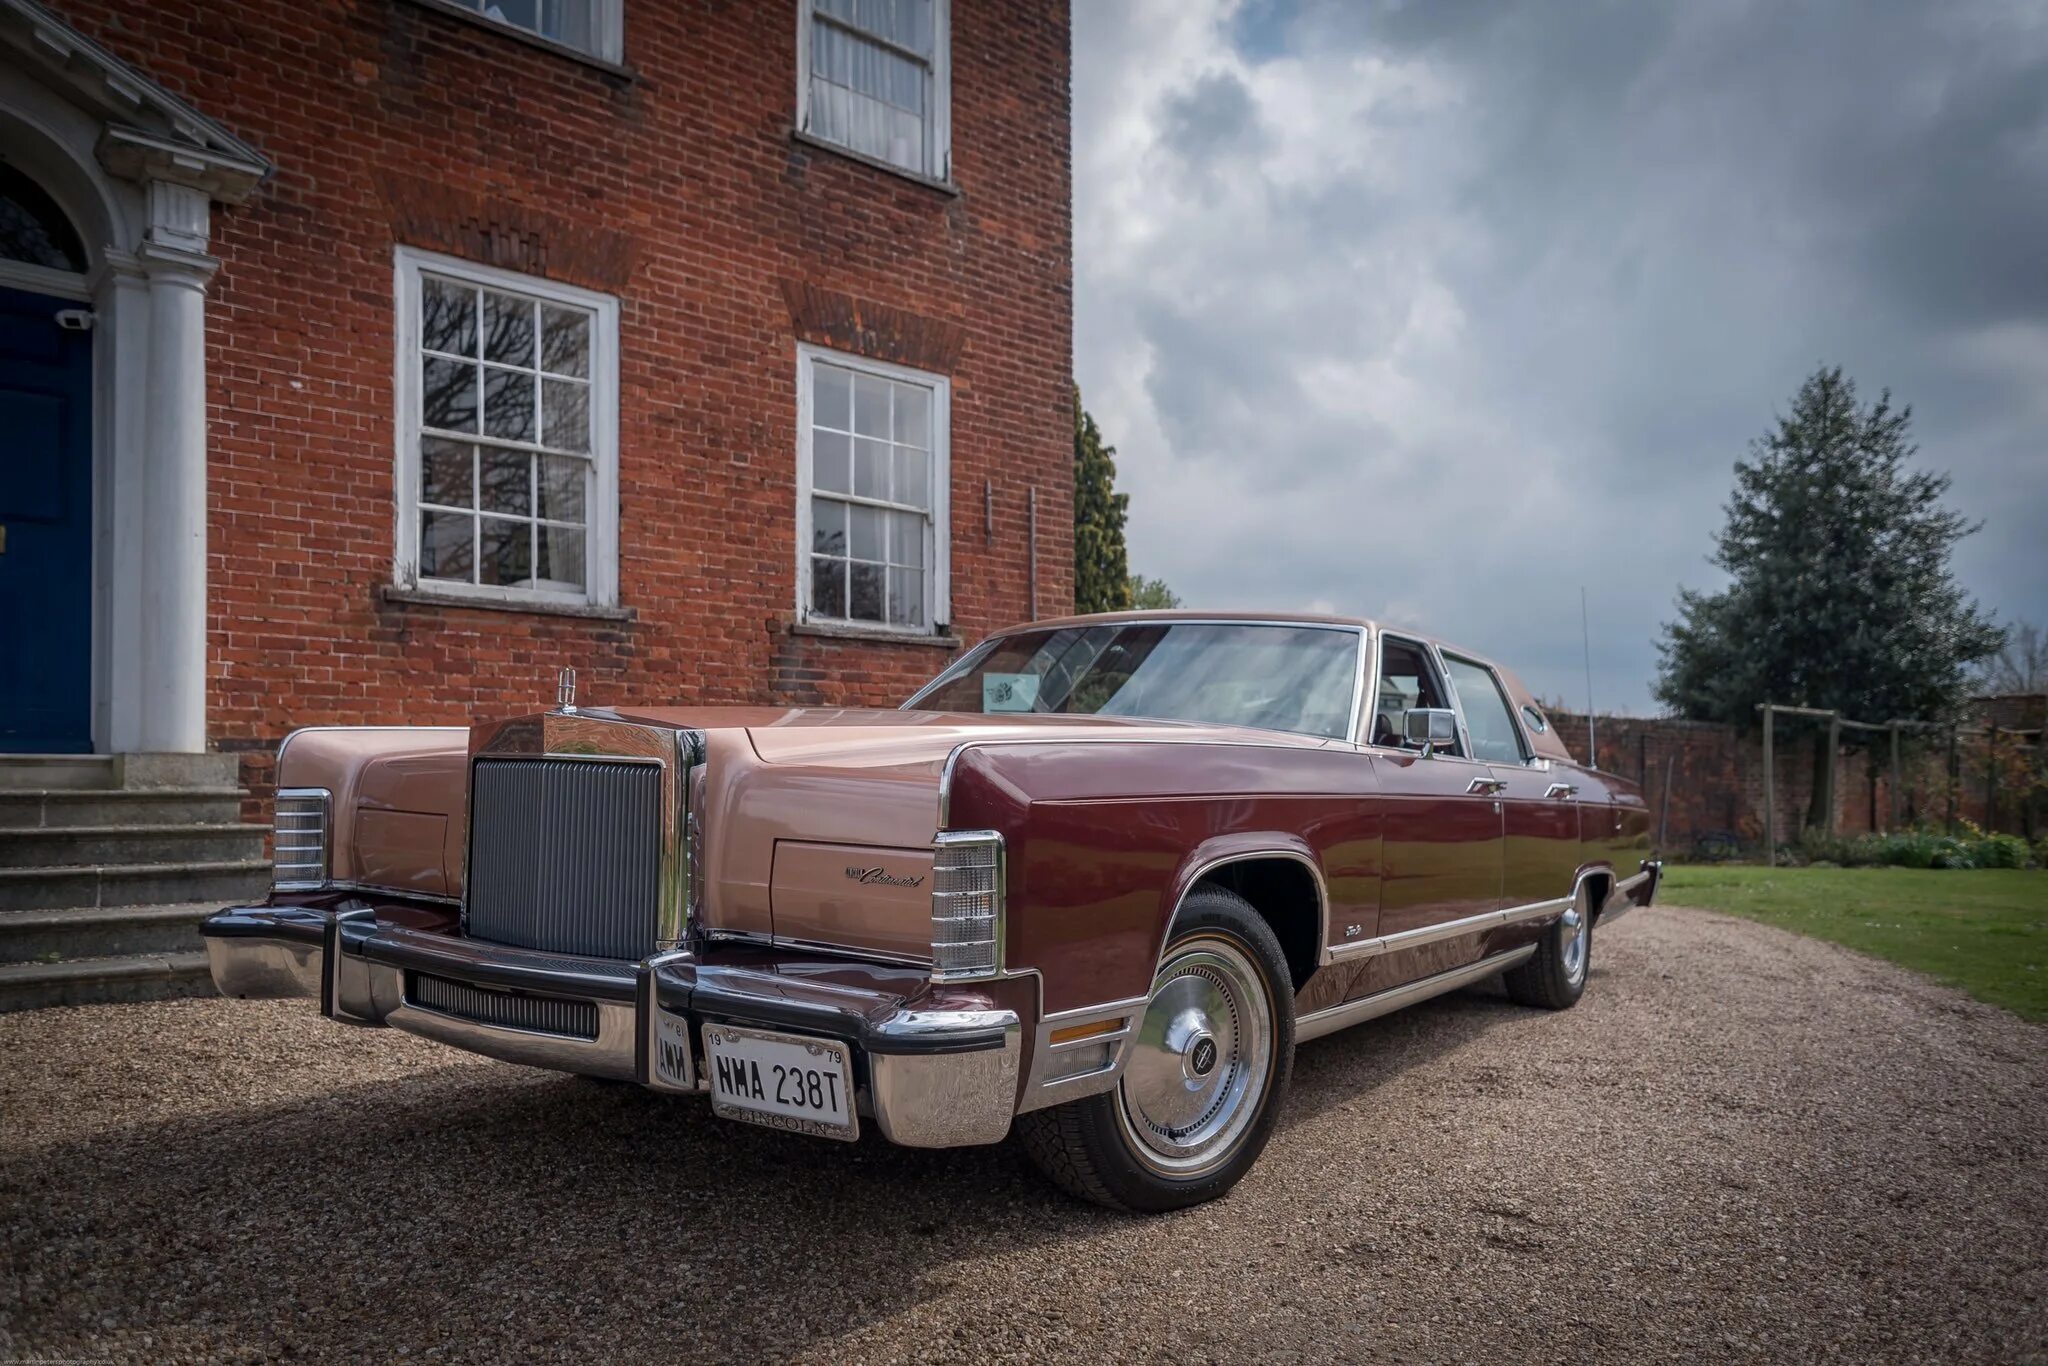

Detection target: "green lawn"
[1661, 865, 2048, 1022]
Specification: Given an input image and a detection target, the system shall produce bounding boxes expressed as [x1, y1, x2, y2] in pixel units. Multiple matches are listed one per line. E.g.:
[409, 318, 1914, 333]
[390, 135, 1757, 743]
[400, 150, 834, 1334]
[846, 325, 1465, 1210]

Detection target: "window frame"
[413, 0, 626, 67]
[1439, 650, 1536, 767]
[794, 0, 954, 185]
[795, 342, 951, 636]
[391, 246, 621, 612]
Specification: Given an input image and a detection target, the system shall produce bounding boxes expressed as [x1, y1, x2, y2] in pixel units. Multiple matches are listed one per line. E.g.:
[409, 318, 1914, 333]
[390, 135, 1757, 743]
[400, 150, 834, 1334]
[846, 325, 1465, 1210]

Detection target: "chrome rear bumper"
[1599, 858, 1663, 923]
[202, 905, 1021, 1149]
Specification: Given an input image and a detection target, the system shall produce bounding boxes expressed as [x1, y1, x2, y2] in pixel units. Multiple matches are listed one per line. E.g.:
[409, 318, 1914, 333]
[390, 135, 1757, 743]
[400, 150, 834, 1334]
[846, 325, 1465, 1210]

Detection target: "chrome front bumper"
[202, 905, 1022, 1149]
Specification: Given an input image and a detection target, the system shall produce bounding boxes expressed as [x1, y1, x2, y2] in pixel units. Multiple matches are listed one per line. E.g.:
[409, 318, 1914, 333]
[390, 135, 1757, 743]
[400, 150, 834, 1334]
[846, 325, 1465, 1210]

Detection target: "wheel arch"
[1167, 842, 1327, 993]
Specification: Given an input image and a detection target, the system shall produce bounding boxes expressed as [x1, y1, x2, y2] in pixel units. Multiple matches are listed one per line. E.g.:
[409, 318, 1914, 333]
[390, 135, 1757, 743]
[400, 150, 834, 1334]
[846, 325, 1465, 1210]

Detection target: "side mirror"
[1403, 708, 1458, 755]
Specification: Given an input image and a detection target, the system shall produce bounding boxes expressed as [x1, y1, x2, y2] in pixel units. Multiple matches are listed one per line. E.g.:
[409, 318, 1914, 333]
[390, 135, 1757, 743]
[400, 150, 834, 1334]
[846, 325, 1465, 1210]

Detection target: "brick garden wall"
[52, 0, 1074, 810]
[1549, 694, 2048, 853]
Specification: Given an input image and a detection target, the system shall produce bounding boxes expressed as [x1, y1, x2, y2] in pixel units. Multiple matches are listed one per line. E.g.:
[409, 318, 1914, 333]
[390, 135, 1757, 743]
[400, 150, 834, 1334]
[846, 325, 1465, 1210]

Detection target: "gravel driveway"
[3, 907, 2044, 1364]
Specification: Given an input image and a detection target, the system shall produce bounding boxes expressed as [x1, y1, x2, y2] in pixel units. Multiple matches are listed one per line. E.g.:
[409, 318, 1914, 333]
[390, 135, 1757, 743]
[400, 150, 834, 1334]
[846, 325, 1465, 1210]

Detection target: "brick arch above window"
[781, 280, 968, 375]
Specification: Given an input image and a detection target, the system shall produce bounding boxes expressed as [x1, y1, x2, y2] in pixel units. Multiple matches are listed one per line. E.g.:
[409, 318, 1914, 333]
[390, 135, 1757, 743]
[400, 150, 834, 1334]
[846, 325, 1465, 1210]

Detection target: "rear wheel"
[1503, 881, 1593, 1009]
[1018, 886, 1295, 1212]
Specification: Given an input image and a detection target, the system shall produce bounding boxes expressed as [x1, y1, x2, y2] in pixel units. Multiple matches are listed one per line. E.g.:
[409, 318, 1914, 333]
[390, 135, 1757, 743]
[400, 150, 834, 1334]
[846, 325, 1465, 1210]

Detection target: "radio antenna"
[1580, 587, 1597, 769]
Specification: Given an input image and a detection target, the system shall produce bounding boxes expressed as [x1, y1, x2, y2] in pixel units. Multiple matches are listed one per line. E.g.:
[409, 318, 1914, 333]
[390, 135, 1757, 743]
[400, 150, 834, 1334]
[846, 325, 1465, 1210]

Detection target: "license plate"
[703, 1024, 857, 1142]
[651, 1012, 695, 1091]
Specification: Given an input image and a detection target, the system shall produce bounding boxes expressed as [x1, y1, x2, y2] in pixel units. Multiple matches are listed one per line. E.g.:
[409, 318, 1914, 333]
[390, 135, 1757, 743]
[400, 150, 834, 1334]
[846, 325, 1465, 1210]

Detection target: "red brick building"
[0, 0, 1074, 798]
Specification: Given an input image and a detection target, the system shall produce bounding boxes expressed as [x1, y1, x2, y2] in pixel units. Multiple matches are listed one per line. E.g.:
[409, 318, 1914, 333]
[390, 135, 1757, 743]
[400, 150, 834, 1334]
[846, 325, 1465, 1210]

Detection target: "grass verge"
[1661, 864, 2048, 1022]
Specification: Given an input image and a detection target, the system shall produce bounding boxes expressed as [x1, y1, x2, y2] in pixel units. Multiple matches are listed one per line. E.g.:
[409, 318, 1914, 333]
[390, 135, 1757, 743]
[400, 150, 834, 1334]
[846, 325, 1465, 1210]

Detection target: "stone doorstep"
[0, 951, 217, 1013]
[0, 753, 243, 792]
[0, 787, 248, 829]
[0, 902, 218, 964]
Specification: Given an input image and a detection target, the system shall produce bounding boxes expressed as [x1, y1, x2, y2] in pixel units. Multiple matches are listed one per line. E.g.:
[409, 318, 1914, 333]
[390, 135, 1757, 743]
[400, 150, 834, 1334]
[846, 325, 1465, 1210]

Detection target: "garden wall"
[1546, 694, 2045, 855]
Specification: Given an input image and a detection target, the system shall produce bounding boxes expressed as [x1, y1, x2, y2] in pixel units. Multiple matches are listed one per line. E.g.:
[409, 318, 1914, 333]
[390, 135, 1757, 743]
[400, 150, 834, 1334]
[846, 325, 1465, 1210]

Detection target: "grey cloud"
[1159, 69, 1269, 162]
[1074, 0, 2048, 711]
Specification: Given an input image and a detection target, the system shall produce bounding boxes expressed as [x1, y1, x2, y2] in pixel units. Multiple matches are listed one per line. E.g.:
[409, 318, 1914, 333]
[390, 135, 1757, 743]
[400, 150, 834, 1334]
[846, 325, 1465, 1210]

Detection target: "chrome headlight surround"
[271, 787, 332, 890]
[931, 830, 1005, 981]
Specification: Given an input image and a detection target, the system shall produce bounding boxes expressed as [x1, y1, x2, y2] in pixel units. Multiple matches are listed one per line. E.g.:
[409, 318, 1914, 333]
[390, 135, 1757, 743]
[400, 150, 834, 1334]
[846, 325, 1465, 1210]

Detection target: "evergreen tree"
[1073, 389, 1132, 615]
[1128, 575, 1182, 609]
[1657, 367, 2001, 825]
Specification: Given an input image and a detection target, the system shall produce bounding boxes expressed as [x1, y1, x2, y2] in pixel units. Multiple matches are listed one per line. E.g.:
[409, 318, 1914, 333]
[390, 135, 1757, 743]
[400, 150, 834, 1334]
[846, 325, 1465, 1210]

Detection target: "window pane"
[421, 437, 473, 508]
[853, 373, 890, 437]
[811, 555, 847, 618]
[541, 0, 598, 51]
[542, 378, 590, 452]
[538, 455, 587, 523]
[814, 430, 851, 493]
[483, 367, 535, 442]
[478, 516, 533, 587]
[421, 277, 477, 356]
[815, 364, 852, 431]
[812, 497, 846, 555]
[489, 0, 540, 27]
[849, 503, 884, 561]
[540, 306, 590, 378]
[892, 447, 927, 509]
[482, 290, 536, 367]
[1443, 657, 1526, 765]
[888, 509, 924, 567]
[850, 560, 884, 622]
[854, 438, 890, 500]
[534, 524, 586, 590]
[892, 382, 929, 445]
[420, 510, 474, 582]
[479, 448, 531, 515]
[888, 567, 924, 627]
[422, 357, 478, 433]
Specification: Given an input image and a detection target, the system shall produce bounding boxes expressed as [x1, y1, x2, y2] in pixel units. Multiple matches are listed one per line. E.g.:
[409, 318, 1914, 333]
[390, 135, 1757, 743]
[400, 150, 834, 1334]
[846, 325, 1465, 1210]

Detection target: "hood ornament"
[557, 667, 578, 713]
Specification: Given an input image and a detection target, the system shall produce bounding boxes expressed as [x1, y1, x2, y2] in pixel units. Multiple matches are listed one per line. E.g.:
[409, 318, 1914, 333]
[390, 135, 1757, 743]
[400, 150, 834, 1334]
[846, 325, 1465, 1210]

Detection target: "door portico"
[0, 0, 267, 754]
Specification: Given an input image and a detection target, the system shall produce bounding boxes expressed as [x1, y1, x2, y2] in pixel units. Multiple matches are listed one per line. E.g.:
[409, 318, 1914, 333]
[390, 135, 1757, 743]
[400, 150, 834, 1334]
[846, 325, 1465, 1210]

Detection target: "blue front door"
[0, 286, 94, 754]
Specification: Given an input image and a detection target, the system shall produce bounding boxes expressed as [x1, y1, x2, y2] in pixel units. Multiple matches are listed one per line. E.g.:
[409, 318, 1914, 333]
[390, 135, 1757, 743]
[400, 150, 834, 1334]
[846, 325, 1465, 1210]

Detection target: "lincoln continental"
[204, 612, 1660, 1211]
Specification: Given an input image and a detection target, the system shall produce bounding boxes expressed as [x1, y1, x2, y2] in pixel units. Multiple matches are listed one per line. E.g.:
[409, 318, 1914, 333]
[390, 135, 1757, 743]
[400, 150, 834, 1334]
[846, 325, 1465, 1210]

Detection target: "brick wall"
[53, 0, 1074, 806]
[1549, 696, 2047, 853]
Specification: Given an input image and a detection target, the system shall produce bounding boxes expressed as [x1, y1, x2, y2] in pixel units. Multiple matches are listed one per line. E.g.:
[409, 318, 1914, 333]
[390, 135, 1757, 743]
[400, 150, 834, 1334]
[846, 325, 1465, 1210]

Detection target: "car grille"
[406, 971, 599, 1041]
[464, 757, 663, 960]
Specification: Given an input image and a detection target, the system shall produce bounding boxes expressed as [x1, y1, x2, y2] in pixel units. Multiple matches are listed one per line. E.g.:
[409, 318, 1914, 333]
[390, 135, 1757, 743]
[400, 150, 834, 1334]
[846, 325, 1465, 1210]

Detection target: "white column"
[134, 182, 218, 754]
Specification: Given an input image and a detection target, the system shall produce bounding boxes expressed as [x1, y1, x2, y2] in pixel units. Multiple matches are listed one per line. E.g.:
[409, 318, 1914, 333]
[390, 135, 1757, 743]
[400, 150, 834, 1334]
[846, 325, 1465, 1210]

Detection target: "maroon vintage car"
[204, 612, 1659, 1211]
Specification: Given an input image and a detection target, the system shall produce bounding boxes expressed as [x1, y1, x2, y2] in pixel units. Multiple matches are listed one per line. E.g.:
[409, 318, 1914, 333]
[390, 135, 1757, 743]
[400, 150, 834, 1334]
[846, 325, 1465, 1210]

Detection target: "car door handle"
[1546, 783, 1579, 800]
[1467, 777, 1507, 796]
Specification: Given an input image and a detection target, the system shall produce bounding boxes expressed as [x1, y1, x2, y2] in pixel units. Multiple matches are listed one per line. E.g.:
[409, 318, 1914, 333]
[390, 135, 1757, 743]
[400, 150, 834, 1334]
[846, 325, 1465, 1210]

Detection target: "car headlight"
[271, 788, 332, 889]
[931, 830, 1004, 981]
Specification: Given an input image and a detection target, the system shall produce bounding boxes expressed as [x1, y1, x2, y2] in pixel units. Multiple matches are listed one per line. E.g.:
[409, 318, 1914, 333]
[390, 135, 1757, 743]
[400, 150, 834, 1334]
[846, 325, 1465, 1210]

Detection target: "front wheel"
[1018, 886, 1295, 1212]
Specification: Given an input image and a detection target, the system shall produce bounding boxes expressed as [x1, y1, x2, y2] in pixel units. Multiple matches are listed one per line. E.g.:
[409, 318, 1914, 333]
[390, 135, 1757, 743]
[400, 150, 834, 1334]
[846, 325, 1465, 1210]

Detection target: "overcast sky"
[1071, 0, 2048, 713]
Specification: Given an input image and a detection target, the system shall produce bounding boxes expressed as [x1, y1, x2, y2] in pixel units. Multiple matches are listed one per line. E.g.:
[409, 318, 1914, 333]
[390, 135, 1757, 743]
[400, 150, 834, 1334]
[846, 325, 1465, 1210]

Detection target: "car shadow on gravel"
[2, 981, 1544, 1361]
[1, 1049, 1118, 1360]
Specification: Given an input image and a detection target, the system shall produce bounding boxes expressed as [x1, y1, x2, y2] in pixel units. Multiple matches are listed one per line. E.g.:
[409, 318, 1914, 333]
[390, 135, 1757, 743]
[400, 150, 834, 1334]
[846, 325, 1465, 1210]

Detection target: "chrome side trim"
[1016, 994, 1150, 1113]
[1325, 894, 1569, 962]
[1296, 945, 1537, 1043]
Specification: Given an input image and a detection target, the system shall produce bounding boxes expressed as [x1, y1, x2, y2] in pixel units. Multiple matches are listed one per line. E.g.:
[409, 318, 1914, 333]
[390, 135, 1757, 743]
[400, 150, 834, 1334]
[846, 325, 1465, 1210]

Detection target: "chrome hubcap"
[1116, 936, 1274, 1178]
[1561, 904, 1588, 985]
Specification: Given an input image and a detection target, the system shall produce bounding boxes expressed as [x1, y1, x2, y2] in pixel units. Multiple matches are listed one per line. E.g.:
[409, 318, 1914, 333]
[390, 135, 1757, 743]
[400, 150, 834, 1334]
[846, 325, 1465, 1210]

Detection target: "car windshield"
[907, 622, 1360, 739]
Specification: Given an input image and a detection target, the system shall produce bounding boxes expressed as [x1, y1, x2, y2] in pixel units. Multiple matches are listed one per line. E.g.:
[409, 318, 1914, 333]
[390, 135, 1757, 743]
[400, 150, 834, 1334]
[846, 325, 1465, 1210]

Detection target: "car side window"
[1442, 655, 1528, 766]
[1373, 638, 1462, 757]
